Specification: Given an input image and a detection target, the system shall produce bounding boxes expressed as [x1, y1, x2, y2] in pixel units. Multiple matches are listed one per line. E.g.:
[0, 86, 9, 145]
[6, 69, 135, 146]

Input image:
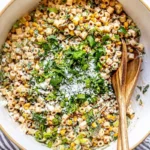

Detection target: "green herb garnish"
[118, 26, 127, 34]
[136, 94, 140, 101]
[137, 86, 142, 91]
[143, 84, 149, 94]
[87, 35, 96, 47]
[47, 8, 59, 13]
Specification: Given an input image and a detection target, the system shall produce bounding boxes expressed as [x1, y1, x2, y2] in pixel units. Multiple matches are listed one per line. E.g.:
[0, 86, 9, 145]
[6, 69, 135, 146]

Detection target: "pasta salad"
[0, 0, 144, 149]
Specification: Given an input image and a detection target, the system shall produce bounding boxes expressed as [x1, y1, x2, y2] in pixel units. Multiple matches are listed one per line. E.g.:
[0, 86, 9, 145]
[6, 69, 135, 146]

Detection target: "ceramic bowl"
[0, 0, 150, 149]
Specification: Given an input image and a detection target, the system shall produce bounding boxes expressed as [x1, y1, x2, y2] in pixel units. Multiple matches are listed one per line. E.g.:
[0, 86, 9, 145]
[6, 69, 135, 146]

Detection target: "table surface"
[0, 0, 150, 150]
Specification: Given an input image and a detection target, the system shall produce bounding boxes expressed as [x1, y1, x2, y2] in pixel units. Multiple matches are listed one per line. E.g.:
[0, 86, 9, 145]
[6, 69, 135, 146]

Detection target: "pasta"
[0, 0, 144, 149]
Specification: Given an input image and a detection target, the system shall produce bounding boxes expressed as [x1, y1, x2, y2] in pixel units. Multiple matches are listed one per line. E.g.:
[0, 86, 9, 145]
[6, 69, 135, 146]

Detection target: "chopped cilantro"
[87, 35, 96, 47]
[143, 84, 149, 94]
[47, 8, 59, 13]
[118, 26, 127, 34]
[137, 86, 142, 91]
[136, 94, 140, 101]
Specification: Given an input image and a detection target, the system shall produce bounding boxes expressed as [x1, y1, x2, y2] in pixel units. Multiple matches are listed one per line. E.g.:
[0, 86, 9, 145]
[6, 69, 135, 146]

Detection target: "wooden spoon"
[112, 40, 129, 150]
[117, 50, 142, 150]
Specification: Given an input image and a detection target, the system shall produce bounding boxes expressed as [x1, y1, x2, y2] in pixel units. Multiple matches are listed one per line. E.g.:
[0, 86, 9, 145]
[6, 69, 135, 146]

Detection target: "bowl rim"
[0, 0, 150, 149]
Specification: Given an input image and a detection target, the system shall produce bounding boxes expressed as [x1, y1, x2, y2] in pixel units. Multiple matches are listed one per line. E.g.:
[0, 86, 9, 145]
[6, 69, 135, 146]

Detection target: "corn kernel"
[67, 120, 73, 125]
[25, 84, 29, 88]
[98, 118, 104, 124]
[82, 116, 86, 120]
[92, 122, 97, 128]
[96, 22, 101, 27]
[129, 49, 134, 53]
[100, 3, 107, 9]
[73, 18, 79, 25]
[94, 12, 99, 18]
[124, 22, 129, 28]
[91, 18, 96, 22]
[71, 142, 75, 147]
[60, 129, 66, 136]
[106, 115, 116, 121]
[114, 133, 118, 138]
[116, 41, 122, 45]
[32, 22, 38, 27]
[105, 130, 110, 135]
[40, 31, 44, 35]
[29, 29, 34, 34]
[80, 16, 83, 22]
[109, 126, 113, 131]
[23, 103, 31, 110]
[73, 116, 77, 122]
[22, 113, 28, 119]
[25, 22, 29, 27]
[105, 22, 109, 26]
[70, 31, 74, 36]
[38, 27, 43, 32]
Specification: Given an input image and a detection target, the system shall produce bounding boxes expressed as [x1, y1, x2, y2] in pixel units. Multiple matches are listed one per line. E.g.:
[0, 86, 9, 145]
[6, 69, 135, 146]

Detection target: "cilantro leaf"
[102, 34, 110, 43]
[73, 50, 85, 60]
[143, 84, 149, 94]
[87, 35, 96, 47]
[118, 26, 127, 34]
[47, 8, 58, 13]
[50, 74, 63, 87]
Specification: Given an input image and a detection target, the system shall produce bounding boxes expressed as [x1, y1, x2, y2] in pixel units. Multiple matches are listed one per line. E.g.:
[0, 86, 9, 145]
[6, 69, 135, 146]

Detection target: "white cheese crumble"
[59, 60, 98, 98]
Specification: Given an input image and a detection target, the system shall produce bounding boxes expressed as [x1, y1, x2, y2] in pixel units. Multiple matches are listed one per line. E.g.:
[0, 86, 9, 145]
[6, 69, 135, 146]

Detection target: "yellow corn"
[114, 133, 118, 138]
[129, 49, 134, 53]
[96, 22, 101, 27]
[29, 29, 34, 34]
[94, 12, 99, 18]
[40, 31, 44, 35]
[92, 122, 97, 128]
[106, 115, 116, 121]
[70, 31, 74, 36]
[38, 27, 43, 32]
[92, 140, 97, 146]
[116, 41, 122, 45]
[73, 116, 77, 122]
[98, 118, 104, 124]
[22, 113, 28, 119]
[32, 22, 38, 27]
[67, 120, 73, 125]
[91, 18, 96, 22]
[25, 22, 29, 27]
[109, 126, 113, 132]
[80, 16, 83, 22]
[105, 22, 109, 26]
[124, 22, 129, 28]
[60, 129, 66, 136]
[25, 84, 29, 88]
[82, 116, 86, 120]
[100, 3, 107, 9]
[23, 103, 31, 110]
[71, 142, 75, 147]
[105, 130, 110, 135]
[73, 20, 79, 26]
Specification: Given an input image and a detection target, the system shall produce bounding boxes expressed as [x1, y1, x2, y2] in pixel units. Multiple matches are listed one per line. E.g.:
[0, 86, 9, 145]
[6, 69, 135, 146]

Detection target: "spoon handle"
[117, 128, 121, 150]
[118, 95, 129, 150]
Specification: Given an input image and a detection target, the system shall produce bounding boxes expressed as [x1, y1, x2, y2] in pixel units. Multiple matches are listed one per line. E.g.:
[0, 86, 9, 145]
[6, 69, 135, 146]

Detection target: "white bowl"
[0, 0, 150, 150]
